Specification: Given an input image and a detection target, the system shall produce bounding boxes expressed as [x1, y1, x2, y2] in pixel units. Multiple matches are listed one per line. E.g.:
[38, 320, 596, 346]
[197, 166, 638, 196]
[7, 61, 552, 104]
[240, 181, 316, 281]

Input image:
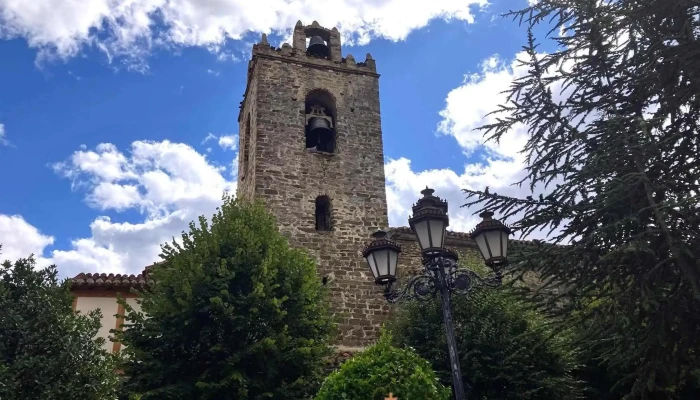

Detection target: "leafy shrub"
[315, 334, 451, 400]
[117, 196, 335, 399]
[390, 288, 583, 400]
[0, 250, 120, 400]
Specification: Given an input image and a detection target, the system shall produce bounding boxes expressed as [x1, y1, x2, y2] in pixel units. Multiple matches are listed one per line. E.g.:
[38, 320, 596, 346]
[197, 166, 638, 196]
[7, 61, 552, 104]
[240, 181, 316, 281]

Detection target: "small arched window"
[315, 196, 332, 231]
[305, 90, 336, 153]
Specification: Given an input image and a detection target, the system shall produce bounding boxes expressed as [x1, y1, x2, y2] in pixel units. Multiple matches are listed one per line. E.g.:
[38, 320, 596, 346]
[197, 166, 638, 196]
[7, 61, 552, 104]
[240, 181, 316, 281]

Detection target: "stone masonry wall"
[237, 22, 390, 348]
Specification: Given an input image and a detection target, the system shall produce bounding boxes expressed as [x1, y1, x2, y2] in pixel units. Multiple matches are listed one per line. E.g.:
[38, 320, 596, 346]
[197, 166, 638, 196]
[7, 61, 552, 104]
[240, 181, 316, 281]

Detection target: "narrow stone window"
[305, 90, 336, 153]
[315, 196, 332, 231]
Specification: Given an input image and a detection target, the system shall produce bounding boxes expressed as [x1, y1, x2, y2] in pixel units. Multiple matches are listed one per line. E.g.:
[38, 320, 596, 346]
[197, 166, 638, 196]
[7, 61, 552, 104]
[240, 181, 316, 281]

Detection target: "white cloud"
[385, 51, 565, 239]
[217, 135, 237, 151]
[385, 158, 484, 233]
[0, 0, 488, 68]
[203, 133, 238, 151]
[0, 123, 8, 146]
[0, 215, 54, 264]
[15, 50, 548, 277]
[41, 139, 238, 277]
[1, 48, 541, 278]
[202, 133, 217, 144]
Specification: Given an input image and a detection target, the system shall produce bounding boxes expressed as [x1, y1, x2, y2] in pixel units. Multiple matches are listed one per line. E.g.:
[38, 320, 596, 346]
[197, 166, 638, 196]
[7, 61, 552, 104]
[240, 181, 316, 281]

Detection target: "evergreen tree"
[389, 264, 582, 400]
[117, 195, 334, 400]
[0, 247, 120, 400]
[463, 1, 700, 398]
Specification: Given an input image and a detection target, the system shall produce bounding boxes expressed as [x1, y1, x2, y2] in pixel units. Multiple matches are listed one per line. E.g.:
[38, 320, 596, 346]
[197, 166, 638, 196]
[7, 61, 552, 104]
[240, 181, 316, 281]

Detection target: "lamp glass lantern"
[362, 231, 401, 285]
[409, 188, 450, 255]
[470, 211, 511, 266]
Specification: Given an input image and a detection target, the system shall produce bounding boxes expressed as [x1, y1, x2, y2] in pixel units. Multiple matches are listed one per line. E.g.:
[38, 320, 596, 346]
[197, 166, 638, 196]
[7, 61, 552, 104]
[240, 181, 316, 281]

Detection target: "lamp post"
[361, 188, 511, 400]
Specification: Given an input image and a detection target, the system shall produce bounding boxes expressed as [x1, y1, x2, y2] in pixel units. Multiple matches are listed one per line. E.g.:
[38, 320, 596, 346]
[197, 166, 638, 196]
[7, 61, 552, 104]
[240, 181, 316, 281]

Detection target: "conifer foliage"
[390, 289, 582, 400]
[0, 247, 120, 400]
[464, 1, 700, 398]
[117, 195, 334, 399]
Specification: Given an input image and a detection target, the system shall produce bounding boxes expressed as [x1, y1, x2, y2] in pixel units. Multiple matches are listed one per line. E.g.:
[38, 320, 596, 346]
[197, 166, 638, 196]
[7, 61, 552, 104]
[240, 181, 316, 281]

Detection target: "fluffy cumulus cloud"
[0, 0, 488, 69]
[0, 132, 244, 277]
[385, 53, 559, 237]
[0, 215, 54, 264]
[29, 140, 238, 277]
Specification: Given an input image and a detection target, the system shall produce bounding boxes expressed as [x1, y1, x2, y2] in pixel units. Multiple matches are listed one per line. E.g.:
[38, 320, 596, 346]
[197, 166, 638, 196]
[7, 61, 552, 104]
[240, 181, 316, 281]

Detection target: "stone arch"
[305, 89, 337, 153]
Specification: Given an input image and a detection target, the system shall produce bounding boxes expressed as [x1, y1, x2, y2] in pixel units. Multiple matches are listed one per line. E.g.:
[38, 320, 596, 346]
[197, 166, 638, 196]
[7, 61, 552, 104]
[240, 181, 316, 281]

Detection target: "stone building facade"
[234, 21, 487, 348]
[68, 20, 486, 352]
[236, 20, 393, 348]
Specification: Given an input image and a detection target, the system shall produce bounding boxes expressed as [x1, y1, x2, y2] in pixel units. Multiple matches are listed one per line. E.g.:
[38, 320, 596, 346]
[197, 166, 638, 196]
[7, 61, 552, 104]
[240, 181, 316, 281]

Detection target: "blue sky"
[0, 0, 550, 277]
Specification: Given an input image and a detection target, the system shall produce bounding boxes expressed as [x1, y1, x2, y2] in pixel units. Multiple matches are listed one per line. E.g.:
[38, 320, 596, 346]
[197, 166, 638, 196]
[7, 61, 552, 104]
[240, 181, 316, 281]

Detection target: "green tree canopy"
[389, 283, 582, 400]
[315, 333, 451, 400]
[0, 247, 120, 400]
[117, 195, 335, 400]
[463, 1, 700, 398]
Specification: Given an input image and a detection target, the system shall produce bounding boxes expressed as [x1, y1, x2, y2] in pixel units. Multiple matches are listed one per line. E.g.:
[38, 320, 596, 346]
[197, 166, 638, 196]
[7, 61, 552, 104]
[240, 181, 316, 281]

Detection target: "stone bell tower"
[236, 21, 390, 348]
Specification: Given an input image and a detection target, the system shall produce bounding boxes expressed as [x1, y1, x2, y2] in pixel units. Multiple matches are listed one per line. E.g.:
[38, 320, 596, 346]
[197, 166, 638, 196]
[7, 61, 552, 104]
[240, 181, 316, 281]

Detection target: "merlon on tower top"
[238, 20, 378, 121]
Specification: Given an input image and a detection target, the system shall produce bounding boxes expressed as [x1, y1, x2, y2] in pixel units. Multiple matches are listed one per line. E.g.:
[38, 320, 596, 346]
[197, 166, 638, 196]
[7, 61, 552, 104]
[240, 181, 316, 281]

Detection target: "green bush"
[116, 195, 335, 399]
[389, 287, 583, 400]
[0, 249, 120, 400]
[315, 334, 451, 400]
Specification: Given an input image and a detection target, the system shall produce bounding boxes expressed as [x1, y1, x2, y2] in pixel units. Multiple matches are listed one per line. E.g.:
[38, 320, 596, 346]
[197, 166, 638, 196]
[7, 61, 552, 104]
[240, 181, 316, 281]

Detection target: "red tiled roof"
[69, 272, 148, 290]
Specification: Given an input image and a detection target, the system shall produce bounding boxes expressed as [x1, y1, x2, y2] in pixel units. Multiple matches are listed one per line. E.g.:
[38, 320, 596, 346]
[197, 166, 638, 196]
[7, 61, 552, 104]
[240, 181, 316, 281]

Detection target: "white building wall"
[125, 297, 142, 314]
[75, 296, 120, 352]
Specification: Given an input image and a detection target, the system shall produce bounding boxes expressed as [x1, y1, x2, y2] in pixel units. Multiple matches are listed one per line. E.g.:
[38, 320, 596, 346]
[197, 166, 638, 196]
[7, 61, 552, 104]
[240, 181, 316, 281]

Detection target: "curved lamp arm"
[450, 268, 502, 295]
[383, 273, 438, 303]
[382, 257, 506, 303]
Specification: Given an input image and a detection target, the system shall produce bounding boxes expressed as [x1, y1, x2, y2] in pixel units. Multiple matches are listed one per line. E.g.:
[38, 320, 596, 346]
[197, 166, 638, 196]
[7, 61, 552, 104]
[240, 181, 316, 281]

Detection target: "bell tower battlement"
[238, 21, 377, 118]
[235, 21, 390, 347]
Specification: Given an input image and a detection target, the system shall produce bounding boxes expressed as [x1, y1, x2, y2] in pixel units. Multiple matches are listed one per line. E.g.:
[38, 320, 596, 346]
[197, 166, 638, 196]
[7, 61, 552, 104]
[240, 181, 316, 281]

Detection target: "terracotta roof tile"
[69, 272, 148, 290]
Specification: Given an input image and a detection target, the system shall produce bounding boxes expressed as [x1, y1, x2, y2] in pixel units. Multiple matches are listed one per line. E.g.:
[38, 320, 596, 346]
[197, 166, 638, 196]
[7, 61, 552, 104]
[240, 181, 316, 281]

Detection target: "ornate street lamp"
[361, 188, 511, 400]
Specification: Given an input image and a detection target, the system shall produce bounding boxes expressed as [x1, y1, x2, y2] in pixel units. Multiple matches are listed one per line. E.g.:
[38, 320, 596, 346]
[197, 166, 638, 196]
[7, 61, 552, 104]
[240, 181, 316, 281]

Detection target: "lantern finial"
[479, 210, 494, 220]
[421, 186, 435, 197]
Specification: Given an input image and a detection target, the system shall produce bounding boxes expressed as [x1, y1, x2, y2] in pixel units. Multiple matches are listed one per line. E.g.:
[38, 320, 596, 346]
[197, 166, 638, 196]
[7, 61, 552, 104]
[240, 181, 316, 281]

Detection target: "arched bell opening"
[315, 195, 333, 231]
[306, 35, 329, 59]
[305, 89, 337, 153]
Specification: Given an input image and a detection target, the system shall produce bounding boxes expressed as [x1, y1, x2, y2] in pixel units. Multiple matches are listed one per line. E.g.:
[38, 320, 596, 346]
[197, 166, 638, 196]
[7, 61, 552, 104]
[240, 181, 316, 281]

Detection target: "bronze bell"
[306, 128, 318, 149]
[308, 117, 332, 138]
[307, 36, 329, 58]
